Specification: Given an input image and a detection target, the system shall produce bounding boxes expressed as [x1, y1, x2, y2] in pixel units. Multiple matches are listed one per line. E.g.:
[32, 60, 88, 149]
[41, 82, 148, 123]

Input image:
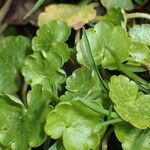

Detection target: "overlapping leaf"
[129, 24, 150, 46]
[101, 0, 134, 11]
[0, 85, 52, 150]
[45, 101, 105, 150]
[0, 36, 31, 93]
[32, 20, 71, 63]
[102, 8, 125, 26]
[60, 67, 101, 102]
[38, 3, 97, 30]
[109, 75, 150, 129]
[115, 122, 150, 150]
[76, 22, 130, 70]
[22, 51, 66, 93]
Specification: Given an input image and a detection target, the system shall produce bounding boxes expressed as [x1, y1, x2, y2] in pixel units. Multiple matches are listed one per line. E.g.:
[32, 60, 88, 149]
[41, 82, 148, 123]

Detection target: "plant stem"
[0, 0, 12, 27]
[21, 82, 28, 108]
[75, 29, 81, 45]
[80, 99, 119, 119]
[126, 13, 150, 20]
[98, 118, 123, 128]
[23, 0, 47, 19]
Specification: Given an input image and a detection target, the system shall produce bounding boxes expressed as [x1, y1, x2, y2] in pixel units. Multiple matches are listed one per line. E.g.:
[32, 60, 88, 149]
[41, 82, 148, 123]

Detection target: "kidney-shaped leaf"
[38, 3, 97, 30]
[45, 101, 104, 150]
[109, 75, 150, 129]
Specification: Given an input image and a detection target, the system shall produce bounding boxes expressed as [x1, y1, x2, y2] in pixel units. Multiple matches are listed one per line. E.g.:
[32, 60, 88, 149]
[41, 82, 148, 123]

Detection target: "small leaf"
[0, 36, 31, 93]
[115, 122, 150, 150]
[129, 24, 150, 46]
[128, 40, 150, 67]
[60, 67, 101, 101]
[32, 20, 71, 63]
[45, 101, 105, 150]
[101, 0, 134, 11]
[22, 51, 66, 93]
[102, 8, 125, 26]
[109, 75, 150, 129]
[38, 3, 97, 30]
[0, 85, 52, 149]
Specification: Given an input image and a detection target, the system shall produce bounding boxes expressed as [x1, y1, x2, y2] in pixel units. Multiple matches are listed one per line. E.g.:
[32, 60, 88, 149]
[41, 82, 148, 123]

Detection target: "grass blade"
[82, 28, 108, 93]
[23, 0, 46, 19]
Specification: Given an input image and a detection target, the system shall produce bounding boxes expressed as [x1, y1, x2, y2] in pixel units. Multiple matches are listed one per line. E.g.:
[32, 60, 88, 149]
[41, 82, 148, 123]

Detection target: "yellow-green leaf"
[38, 3, 97, 30]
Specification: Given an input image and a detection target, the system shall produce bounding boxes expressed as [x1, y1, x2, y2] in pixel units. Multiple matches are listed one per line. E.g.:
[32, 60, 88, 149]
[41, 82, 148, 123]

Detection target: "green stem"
[98, 118, 123, 128]
[83, 28, 108, 93]
[126, 13, 150, 20]
[80, 99, 119, 119]
[23, 0, 47, 19]
[21, 82, 28, 108]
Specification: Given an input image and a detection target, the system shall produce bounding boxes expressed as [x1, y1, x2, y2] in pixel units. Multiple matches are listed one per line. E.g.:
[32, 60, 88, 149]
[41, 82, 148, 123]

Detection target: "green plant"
[0, 0, 150, 150]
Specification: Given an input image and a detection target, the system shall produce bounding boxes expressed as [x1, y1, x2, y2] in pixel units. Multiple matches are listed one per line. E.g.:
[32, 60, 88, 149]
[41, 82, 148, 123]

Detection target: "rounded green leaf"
[128, 40, 150, 67]
[76, 22, 112, 66]
[129, 24, 150, 46]
[76, 22, 130, 70]
[109, 75, 150, 129]
[32, 20, 71, 63]
[45, 102, 104, 150]
[60, 67, 101, 101]
[102, 26, 130, 70]
[22, 51, 66, 93]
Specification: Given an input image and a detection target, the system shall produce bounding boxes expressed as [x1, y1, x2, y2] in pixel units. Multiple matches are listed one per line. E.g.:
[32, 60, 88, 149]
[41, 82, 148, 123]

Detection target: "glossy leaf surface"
[109, 75, 150, 129]
[0, 36, 30, 93]
[45, 101, 104, 150]
[0, 85, 52, 150]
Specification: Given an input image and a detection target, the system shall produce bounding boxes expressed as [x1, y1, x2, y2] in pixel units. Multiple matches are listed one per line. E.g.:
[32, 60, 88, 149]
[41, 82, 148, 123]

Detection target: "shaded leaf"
[0, 36, 30, 93]
[109, 75, 150, 129]
[129, 24, 150, 46]
[0, 85, 52, 150]
[38, 3, 97, 30]
[102, 8, 125, 26]
[45, 101, 105, 150]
